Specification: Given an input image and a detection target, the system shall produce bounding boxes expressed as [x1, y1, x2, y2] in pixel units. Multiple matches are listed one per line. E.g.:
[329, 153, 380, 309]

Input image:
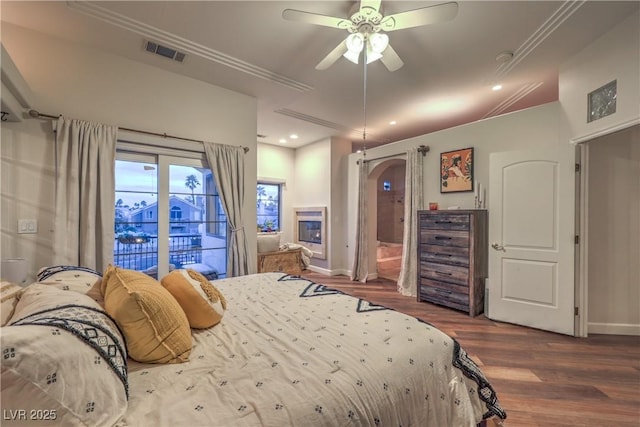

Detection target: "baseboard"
[588, 322, 640, 336]
[305, 266, 357, 278]
[306, 265, 332, 275]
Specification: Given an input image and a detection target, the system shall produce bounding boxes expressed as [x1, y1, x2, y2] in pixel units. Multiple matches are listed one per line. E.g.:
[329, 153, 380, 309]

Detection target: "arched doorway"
[366, 159, 406, 281]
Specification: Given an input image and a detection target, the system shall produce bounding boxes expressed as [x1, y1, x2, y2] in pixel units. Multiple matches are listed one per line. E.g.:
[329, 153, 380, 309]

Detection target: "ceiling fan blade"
[360, 0, 382, 16]
[380, 2, 458, 32]
[316, 39, 349, 70]
[283, 9, 351, 30]
[380, 44, 404, 72]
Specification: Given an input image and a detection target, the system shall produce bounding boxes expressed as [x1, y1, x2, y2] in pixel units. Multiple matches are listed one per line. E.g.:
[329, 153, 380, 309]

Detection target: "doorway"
[370, 160, 406, 281]
[581, 124, 639, 336]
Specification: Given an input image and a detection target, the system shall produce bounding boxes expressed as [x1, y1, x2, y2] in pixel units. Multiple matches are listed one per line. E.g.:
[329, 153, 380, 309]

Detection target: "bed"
[1, 266, 506, 427]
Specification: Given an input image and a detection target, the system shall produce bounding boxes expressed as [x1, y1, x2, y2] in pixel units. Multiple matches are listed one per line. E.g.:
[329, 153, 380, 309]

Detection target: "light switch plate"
[17, 219, 38, 234]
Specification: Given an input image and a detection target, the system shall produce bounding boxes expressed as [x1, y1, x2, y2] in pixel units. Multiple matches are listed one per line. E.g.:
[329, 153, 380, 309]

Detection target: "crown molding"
[66, 1, 313, 92]
[494, 0, 585, 81]
[483, 82, 544, 119]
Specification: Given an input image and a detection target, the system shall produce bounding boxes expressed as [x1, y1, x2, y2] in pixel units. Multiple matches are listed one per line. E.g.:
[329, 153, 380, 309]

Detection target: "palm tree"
[257, 185, 266, 209]
[185, 174, 200, 204]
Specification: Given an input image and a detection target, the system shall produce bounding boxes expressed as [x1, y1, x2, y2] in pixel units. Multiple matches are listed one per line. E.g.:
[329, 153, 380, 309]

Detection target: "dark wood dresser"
[417, 210, 488, 316]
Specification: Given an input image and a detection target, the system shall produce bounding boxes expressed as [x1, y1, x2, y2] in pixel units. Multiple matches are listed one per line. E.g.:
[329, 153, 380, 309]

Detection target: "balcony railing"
[113, 234, 203, 273]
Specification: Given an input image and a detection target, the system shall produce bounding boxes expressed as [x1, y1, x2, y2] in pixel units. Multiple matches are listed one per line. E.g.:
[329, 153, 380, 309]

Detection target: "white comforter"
[117, 273, 504, 427]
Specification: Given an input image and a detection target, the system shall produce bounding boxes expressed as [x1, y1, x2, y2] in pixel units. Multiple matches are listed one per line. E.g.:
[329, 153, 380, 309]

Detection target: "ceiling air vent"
[144, 41, 186, 63]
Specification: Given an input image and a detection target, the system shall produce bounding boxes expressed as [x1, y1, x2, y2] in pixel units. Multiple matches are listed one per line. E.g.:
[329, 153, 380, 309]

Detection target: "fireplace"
[294, 207, 326, 259]
[298, 221, 322, 244]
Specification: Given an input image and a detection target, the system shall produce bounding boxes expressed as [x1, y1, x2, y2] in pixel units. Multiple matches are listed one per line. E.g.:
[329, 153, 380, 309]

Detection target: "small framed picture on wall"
[440, 147, 473, 193]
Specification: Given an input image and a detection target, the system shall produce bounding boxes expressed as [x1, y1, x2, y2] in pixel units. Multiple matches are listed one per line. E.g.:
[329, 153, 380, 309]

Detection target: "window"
[257, 183, 281, 231]
[170, 206, 182, 220]
[114, 153, 228, 279]
[588, 80, 617, 123]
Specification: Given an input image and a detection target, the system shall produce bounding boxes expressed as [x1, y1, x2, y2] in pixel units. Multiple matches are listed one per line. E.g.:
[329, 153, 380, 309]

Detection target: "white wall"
[293, 138, 332, 271]
[587, 125, 639, 335]
[345, 102, 562, 274]
[0, 24, 257, 280]
[559, 11, 640, 142]
[329, 137, 352, 275]
[256, 142, 296, 243]
[259, 137, 349, 275]
[557, 10, 639, 335]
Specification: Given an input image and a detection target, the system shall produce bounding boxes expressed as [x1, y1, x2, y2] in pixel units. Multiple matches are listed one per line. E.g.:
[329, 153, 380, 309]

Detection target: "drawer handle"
[434, 236, 452, 240]
[435, 220, 452, 224]
[434, 253, 452, 257]
[435, 271, 452, 276]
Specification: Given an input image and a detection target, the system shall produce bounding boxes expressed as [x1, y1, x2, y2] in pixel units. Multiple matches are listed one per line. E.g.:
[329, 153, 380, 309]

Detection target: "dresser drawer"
[420, 230, 469, 247]
[419, 285, 469, 312]
[420, 261, 469, 286]
[420, 244, 469, 267]
[420, 213, 470, 231]
[419, 277, 469, 295]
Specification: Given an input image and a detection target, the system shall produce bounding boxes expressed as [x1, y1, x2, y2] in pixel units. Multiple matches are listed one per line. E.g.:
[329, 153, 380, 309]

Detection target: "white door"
[487, 145, 576, 335]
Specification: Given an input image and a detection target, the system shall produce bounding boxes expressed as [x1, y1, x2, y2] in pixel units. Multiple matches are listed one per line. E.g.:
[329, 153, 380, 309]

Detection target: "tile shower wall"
[377, 164, 406, 244]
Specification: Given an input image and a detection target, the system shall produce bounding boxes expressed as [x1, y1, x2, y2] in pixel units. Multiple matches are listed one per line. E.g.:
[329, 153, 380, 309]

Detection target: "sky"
[115, 160, 204, 208]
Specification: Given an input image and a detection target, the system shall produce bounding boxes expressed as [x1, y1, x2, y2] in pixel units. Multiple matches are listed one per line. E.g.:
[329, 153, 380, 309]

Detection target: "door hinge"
[575, 235, 580, 244]
[575, 163, 581, 172]
[574, 307, 579, 316]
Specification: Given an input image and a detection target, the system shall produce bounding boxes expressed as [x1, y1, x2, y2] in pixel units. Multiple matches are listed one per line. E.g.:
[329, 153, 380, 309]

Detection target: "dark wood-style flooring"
[300, 272, 640, 427]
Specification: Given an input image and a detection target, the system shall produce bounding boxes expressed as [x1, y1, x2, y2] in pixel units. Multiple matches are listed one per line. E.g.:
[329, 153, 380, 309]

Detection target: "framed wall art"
[440, 147, 473, 193]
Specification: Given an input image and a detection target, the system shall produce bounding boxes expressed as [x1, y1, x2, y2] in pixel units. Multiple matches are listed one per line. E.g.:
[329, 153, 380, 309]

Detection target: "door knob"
[491, 242, 505, 251]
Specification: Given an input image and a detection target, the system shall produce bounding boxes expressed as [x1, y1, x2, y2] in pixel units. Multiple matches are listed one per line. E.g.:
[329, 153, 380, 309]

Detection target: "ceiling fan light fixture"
[369, 33, 389, 53]
[344, 49, 361, 64]
[366, 51, 383, 64]
[344, 33, 365, 64]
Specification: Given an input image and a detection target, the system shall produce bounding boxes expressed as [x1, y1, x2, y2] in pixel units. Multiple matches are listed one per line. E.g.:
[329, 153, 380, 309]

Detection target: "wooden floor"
[300, 272, 640, 427]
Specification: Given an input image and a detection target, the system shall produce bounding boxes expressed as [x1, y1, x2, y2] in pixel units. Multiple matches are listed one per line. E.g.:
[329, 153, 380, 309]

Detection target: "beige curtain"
[397, 147, 424, 296]
[203, 142, 249, 277]
[350, 159, 368, 282]
[53, 117, 117, 271]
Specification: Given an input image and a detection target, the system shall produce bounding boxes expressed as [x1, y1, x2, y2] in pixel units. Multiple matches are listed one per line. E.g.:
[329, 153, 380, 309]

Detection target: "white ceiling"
[1, 1, 637, 150]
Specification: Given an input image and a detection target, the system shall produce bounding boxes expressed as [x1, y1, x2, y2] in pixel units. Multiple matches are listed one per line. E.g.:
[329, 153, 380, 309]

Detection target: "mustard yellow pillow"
[101, 265, 191, 364]
[161, 269, 227, 329]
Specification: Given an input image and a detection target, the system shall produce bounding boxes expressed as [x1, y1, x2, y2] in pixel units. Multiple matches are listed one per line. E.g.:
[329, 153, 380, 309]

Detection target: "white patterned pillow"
[1, 284, 128, 426]
[257, 232, 281, 253]
[36, 265, 104, 306]
[1, 281, 24, 326]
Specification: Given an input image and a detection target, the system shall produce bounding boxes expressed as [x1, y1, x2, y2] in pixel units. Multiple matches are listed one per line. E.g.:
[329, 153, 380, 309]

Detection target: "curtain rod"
[28, 109, 250, 153]
[357, 144, 429, 164]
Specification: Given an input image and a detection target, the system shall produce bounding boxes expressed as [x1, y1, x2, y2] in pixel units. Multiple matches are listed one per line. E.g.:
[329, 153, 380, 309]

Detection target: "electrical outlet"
[17, 219, 38, 234]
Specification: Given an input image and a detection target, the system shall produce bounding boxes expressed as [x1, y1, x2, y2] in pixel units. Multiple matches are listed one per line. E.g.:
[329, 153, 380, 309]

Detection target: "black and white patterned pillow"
[1, 284, 128, 426]
[35, 265, 104, 306]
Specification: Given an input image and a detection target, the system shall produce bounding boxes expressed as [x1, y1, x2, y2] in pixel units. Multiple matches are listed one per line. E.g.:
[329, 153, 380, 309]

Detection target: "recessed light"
[389, 120, 397, 125]
[492, 84, 503, 91]
[279, 138, 287, 143]
[289, 134, 298, 139]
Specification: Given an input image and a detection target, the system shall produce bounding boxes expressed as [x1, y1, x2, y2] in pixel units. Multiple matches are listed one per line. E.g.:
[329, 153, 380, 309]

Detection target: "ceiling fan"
[282, 0, 458, 72]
